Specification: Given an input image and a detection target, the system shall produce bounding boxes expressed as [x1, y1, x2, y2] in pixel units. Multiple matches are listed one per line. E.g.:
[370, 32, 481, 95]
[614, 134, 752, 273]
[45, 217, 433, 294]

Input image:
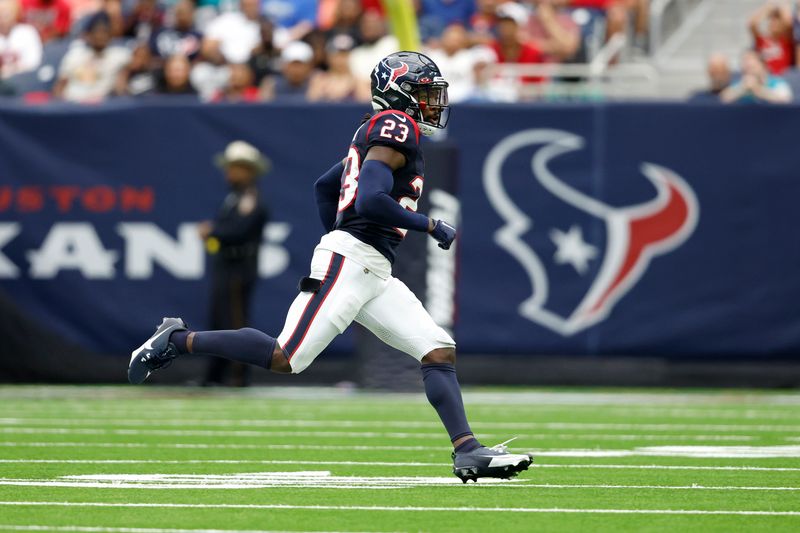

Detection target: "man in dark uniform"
[197, 141, 269, 386]
[130, 52, 533, 482]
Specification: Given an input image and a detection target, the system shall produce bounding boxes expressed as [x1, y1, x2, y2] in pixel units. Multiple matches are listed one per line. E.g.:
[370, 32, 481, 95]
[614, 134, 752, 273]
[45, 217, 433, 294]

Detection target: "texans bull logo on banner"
[483, 129, 699, 336]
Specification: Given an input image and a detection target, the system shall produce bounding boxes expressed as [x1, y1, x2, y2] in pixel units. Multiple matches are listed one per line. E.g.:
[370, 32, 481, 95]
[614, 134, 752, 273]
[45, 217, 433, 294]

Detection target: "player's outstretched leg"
[128, 318, 290, 384]
[421, 348, 533, 483]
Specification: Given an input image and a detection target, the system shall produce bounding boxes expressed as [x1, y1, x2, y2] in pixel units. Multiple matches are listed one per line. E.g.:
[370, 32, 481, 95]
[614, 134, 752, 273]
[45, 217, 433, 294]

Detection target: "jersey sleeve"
[365, 111, 420, 160]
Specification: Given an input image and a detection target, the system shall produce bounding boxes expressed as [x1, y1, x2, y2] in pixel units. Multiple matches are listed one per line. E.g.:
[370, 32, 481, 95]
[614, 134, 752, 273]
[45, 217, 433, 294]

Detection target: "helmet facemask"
[405, 82, 450, 136]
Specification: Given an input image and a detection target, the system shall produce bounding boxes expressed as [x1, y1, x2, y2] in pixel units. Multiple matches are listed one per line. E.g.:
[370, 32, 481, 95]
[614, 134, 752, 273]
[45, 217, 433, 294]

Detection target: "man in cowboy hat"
[197, 140, 270, 386]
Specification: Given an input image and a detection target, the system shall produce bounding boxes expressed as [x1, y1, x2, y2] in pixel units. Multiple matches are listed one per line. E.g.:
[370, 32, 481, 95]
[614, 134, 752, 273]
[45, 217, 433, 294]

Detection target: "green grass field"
[0, 385, 799, 532]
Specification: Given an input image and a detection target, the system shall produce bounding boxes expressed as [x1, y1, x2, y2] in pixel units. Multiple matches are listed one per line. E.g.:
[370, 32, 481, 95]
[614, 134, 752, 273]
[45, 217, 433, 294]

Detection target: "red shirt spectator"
[568, 0, 614, 8]
[755, 34, 793, 74]
[20, 0, 70, 42]
[491, 40, 544, 82]
[492, 2, 544, 83]
[750, 2, 793, 75]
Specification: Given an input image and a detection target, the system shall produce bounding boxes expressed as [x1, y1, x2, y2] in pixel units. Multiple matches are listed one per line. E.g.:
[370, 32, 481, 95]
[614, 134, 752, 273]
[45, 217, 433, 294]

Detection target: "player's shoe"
[128, 317, 187, 384]
[452, 438, 533, 483]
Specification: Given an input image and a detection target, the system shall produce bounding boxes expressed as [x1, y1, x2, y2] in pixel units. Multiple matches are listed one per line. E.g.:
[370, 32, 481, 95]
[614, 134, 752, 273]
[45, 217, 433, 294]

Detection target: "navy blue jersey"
[334, 110, 425, 263]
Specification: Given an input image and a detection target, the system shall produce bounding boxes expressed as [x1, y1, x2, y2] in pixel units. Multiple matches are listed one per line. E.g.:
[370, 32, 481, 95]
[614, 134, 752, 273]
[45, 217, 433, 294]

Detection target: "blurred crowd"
[0, 0, 649, 104]
[692, 0, 799, 104]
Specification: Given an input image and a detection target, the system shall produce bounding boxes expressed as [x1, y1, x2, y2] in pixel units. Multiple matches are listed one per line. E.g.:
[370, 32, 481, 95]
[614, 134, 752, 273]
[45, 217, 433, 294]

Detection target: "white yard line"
[0, 460, 448, 466]
[0, 527, 388, 533]
[537, 464, 800, 472]
[3, 443, 800, 462]
[0, 502, 798, 516]
[0, 432, 758, 444]
[2, 388, 799, 406]
[0, 428, 774, 441]
[0, 418, 796, 433]
[0, 474, 797, 492]
[7, 407, 800, 422]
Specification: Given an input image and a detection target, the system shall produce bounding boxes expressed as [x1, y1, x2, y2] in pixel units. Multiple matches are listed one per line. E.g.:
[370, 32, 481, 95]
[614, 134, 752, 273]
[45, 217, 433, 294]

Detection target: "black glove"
[430, 219, 456, 250]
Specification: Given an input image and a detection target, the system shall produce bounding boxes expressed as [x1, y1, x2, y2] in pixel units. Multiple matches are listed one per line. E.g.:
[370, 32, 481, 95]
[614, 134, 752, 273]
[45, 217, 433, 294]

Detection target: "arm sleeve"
[355, 160, 430, 233]
[314, 161, 344, 231]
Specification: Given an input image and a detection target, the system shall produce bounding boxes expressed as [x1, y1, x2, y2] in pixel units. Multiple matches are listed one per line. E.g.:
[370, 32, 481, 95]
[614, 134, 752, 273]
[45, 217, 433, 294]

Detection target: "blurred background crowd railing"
[0, 0, 797, 105]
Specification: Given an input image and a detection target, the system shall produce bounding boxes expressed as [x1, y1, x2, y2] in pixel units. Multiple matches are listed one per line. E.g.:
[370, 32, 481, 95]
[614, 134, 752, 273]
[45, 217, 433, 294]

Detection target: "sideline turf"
[0, 385, 799, 532]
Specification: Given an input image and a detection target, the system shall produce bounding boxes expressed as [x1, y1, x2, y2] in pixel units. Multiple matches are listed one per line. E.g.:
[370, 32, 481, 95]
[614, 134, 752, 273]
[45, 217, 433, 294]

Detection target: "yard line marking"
[537, 464, 800, 472]
[0, 418, 796, 433]
[0, 428, 769, 442]
[0, 472, 519, 489]
[0, 428, 460, 440]
[4, 386, 800, 406]
[1, 502, 799, 516]
[0, 432, 758, 445]
[0, 460, 451, 466]
[0, 527, 389, 533]
[8, 407, 800, 422]
[0, 474, 796, 492]
[3, 444, 800, 463]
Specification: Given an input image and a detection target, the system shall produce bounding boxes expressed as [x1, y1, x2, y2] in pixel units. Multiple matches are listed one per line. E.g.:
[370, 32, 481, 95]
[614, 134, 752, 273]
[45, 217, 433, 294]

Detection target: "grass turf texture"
[0, 386, 799, 532]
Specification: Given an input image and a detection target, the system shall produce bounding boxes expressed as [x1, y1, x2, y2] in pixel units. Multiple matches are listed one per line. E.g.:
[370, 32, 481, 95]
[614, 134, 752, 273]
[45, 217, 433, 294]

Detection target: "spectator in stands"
[427, 23, 480, 102]
[261, 40, 315, 100]
[307, 33, 369, 101]
[469, 0, 498, 44]
[116, 42, 157, 96]
[248, 17, 280, 85]
[688, 53, 732, 103]
[53, 11, 130, 103]
[202, 0, 263, 65]
[0, 0, 42, 79]
[101, 0, 126, 38]
[419, 0, 476, 43]
[20, 0, 70, 42]
[322, 0, 362, 40]
[750, 1, 793, 75]
[491, 2, 544, 83]
[148, 0, 202, 64]
[155, 53, 197, 95]
[304, 28, 330, 70]
[349, 9, 399, 81]
[124, 0, 164, 40]
[720, 50, 792, 104]
[262, 0, 315, 47]
[569, 0, 645, 50]
[212, 62, 260, 102]
[526, 0, 580, 62]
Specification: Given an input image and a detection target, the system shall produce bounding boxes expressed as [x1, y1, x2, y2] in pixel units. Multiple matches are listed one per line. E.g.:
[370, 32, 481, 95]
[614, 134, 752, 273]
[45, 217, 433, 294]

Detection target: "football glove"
[430, 219, 456, 250]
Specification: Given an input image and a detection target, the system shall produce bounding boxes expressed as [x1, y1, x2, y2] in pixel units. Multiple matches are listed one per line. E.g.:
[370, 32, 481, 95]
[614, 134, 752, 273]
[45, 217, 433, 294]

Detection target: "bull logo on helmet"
[374, 59, 409, 93]
[483, 129, 699, 336]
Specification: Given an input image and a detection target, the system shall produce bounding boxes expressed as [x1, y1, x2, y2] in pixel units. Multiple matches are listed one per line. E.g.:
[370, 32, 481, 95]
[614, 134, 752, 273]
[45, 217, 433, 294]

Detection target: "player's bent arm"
[354, 159, 430, 233]
[314, 160, 345, 231]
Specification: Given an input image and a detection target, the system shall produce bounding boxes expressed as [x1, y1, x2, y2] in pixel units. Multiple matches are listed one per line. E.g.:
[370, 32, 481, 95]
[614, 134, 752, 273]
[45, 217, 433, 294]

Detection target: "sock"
[454, 438, 481, 453]
[421, 363, 481, 447]
[170, 328, 277, 370]
[170, 331, 189, 353]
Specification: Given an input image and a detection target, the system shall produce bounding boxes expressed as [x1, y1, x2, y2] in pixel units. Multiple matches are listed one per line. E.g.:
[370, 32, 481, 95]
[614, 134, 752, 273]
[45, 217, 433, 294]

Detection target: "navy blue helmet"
[371, 51, 450, 136]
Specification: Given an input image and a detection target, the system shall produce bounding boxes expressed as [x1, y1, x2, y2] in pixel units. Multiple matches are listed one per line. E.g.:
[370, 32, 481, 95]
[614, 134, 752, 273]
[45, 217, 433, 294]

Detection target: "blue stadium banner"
[0, 102, 798, 361]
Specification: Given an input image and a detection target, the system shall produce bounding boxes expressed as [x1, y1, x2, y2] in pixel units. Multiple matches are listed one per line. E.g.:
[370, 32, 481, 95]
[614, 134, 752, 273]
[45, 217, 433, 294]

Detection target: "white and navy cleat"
[452, 438, 533, 483]
[128, 317, 187, 384]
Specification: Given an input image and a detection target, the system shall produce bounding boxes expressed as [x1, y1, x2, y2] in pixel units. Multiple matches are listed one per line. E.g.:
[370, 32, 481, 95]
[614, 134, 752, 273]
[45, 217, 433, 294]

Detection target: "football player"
[129, 51, 533, 482]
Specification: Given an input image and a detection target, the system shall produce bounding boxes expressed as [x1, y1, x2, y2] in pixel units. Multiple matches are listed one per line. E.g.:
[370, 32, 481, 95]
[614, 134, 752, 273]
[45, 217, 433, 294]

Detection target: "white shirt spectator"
[0, 22, 41, 79]
[426, 48, 479, 103]
[58, 41, 131, 102]
[204, 12, 260, 64]
[349, 35, 399, 81]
